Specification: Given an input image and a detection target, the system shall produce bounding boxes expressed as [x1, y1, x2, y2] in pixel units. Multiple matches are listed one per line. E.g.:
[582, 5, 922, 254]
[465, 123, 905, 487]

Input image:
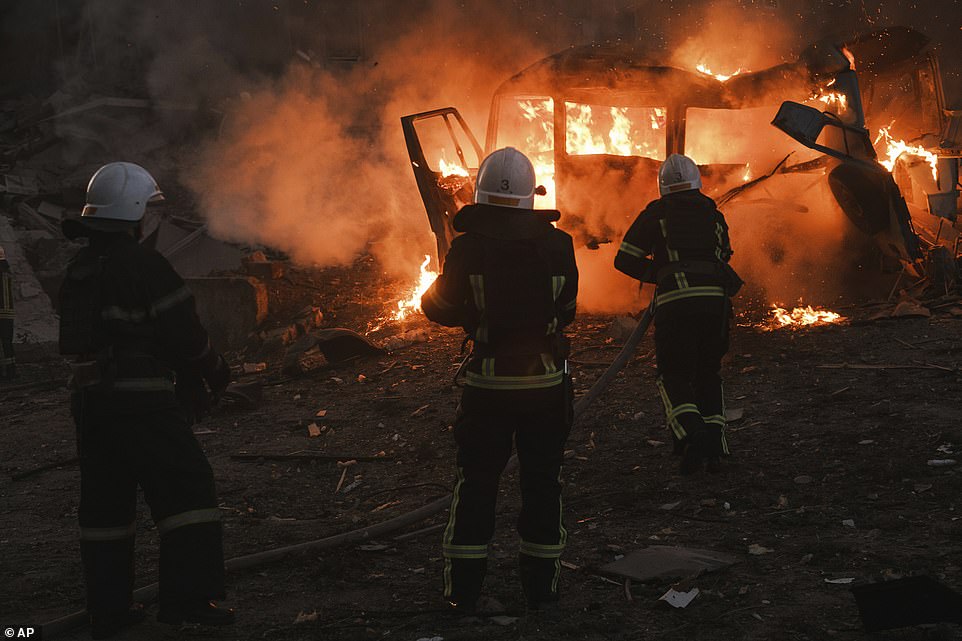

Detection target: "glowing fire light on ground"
[695, 63, 745, 82]
[874, 125, 938, 180]
[392, 254, 438, 321]
[769, 305, 844, 329]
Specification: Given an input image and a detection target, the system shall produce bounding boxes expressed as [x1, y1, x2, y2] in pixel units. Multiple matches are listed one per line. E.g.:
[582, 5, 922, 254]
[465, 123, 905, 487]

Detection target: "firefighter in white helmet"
[59, 162, 234, 638]
[615, 153, 742, 474]
[422, 147, 578, 612]
[0, 244, 14, 379]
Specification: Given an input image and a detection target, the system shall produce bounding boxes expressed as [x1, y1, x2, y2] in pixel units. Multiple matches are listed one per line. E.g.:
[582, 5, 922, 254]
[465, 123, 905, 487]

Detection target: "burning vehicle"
[402, 27, 960, 304]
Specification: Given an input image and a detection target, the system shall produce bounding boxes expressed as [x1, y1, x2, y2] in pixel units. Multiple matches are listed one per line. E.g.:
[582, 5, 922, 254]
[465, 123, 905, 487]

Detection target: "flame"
[519, 98, 556, 209]
[815, 90, 848, 112]
[506, 99, 668, 210]
[874, 125, 938, 181]
[392, 254, 438, 321]
[695, 63, 745, 82]
[743, 162, 752, 182]
[769, 305, 844, 328]
[842, 46, 856, 70]
[439, 156, 469, 177]
[565, 103, 666, 158]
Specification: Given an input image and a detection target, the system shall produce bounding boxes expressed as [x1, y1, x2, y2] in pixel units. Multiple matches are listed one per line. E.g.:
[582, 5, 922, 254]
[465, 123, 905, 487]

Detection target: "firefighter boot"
[680, 428, 712, 475]
[81, 537, 139, 639]
[443, 557, 487, 613]
[706, 425, 724, 473]
[519, 553, 560, 611]
[157, 522, 233, 626]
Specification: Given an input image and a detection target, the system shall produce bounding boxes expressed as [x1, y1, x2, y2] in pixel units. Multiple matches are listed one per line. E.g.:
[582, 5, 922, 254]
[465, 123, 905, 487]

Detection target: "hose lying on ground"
[41, 307, 654, 638]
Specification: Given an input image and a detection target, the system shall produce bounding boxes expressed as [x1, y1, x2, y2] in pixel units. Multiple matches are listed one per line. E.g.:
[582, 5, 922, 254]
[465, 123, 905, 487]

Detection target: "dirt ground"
[2, 258, 961, 641]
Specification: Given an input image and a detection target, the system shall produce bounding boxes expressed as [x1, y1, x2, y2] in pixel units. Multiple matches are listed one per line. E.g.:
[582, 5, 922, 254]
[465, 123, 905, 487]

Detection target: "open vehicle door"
[401, 108, 483, 267]
[772, 101, 922, 265]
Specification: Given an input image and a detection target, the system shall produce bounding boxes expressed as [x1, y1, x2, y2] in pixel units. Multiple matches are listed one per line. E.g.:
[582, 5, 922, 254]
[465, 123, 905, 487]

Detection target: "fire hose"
[40, 306, 654, 638]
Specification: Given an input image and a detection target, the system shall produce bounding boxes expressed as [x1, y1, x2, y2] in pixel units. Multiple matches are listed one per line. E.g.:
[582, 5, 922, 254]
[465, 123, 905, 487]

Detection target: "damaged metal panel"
[772, 101, 921, 262]
[401, 108, 481, 264]
[403, 26, 946, 274]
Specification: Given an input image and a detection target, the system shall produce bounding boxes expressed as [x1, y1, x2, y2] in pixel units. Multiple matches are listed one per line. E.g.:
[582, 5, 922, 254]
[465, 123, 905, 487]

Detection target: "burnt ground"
[2, 259, 962, 641]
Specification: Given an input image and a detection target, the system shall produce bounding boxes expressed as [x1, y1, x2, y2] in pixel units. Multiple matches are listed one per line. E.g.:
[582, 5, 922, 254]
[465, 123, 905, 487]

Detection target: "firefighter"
[614, 153, 741, 475]
[58, 162, 234, 638]
[0, 245, 14, 379]
[421, 147, 578, 612]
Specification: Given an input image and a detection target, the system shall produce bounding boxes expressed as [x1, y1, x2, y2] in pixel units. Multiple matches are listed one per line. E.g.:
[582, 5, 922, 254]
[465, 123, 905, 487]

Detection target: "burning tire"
[828, 162, 890, 236]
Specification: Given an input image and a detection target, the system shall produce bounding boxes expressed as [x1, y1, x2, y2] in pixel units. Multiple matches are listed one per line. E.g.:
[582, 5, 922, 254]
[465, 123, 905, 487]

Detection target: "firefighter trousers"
[442, 384, 571, 608]
[75, 395, 225, 617]
[0, 317, 14, 379]
[654, 310, 730, 456]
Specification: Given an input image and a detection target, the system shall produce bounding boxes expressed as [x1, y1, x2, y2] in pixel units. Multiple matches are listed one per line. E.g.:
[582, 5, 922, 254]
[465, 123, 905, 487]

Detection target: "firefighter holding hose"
[58, 162, 234, 638]
[615, 153, 741, 475]
[421, 147, 578, 612]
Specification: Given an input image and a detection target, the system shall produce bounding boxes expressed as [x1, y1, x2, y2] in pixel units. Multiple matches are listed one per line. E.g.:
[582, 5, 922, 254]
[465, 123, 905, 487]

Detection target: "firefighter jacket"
[421, 203, 578, 392]
[59, 232, 217, 412]
[615, 190, 736, 316]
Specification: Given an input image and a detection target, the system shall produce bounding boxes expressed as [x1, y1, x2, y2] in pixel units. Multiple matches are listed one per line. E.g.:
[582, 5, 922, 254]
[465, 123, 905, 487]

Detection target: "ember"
[392, 254, 438, 321]
[874, 125, 938, 180]
[769, 305, 844, 329]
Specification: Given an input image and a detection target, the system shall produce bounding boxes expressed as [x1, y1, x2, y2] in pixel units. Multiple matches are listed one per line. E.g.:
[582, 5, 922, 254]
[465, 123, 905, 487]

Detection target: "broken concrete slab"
[0, 212, 59, 343]
[600, 546, 739, 582]
[852, 576, 962, 632]
[313, 328, 386, 362]
[892, 300, 931, 318]
[186, 276, 267, 352]
[151, 219, 243, 277]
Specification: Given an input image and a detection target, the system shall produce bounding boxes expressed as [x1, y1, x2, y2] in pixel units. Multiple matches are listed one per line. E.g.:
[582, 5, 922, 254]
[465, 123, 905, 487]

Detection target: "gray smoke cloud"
[7, 0, 958, 311]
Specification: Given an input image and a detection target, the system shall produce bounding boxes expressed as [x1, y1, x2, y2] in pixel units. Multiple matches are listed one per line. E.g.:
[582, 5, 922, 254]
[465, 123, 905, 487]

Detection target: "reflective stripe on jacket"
[615, 190, 732, 311]
[422, 204, 578, 391]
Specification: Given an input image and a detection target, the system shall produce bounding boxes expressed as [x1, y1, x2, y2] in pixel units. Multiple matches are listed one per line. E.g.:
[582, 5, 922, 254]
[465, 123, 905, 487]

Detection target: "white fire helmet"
[81, 162, 164, 227]
[658, 153, 702, 196]
[474, 147, 536, 210]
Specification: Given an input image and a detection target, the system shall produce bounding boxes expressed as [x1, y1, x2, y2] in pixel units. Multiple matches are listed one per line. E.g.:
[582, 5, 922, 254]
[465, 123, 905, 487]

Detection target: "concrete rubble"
[0, 90, 272, 359]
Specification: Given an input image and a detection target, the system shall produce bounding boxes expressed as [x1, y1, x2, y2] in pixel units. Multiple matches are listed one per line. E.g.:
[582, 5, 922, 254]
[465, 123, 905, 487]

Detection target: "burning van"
[402, 27, 960, 297]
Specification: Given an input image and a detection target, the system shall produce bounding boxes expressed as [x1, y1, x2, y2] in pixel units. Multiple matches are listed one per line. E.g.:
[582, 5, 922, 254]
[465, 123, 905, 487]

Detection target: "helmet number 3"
[500, 179, 510, 192]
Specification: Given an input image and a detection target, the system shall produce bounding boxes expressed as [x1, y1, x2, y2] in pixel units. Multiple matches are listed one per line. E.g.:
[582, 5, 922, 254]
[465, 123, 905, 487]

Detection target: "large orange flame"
[874, 124, 938, 181]
[392, 254, 438, 321]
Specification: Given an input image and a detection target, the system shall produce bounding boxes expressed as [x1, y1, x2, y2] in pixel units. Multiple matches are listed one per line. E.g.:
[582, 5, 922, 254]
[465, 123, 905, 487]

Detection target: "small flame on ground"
[392, 254, 438, 321]
[874, 125, 938, 181]
[769, 305, 844, 329]
[695, 63, 745, 82]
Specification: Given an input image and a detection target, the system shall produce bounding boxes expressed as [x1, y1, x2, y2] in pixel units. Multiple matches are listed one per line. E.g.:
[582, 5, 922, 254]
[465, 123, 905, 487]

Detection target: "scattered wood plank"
[817, 363, 957, 372]
[11, 457, 80, 481]
[231, 452, 391, 462]
[893, 337, 919, 349]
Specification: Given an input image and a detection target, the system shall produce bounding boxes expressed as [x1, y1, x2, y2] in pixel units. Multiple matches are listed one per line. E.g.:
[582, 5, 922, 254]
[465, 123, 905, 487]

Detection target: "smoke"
[23, 0, 957, 311]
[171, 1, 552, 277]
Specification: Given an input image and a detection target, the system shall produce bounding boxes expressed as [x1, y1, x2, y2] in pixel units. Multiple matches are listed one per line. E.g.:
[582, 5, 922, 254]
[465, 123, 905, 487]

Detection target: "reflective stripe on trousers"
[156, 507, 222, 535]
